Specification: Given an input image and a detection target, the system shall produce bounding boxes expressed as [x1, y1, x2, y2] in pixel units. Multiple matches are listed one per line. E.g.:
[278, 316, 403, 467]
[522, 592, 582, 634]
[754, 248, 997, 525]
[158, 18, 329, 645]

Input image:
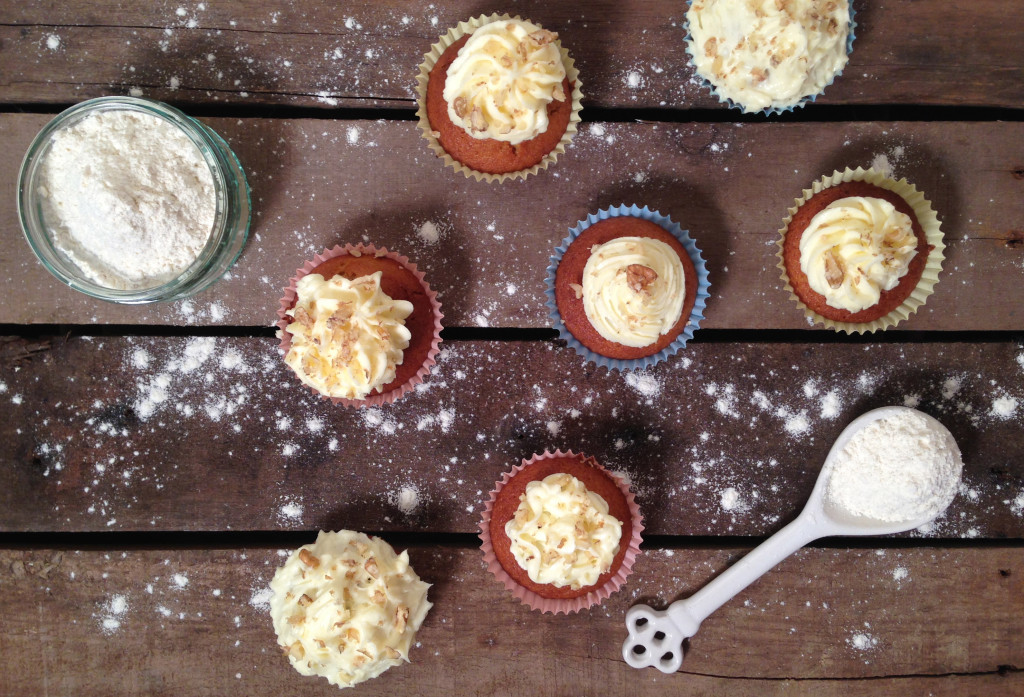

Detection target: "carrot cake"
[781, 180, 930, 324]
[269, 530, 432, 689]
[554, 217, 698, 361]
[424, 17, 574, 175]
[687, 0, 851, 113]
[482, 451, 642, 611]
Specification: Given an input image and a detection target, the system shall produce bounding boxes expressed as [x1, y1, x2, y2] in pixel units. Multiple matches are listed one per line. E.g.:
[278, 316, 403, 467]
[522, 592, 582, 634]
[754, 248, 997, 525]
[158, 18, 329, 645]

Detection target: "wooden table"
[2, 2, 1023, 695]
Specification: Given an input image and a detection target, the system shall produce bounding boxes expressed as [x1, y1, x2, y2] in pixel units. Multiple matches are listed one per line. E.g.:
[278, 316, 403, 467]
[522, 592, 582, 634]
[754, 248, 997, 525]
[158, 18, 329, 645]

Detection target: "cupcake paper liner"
[414, 13, 583, 183]
[478, 449, 644, 614]
[544, 204, 711, 372]
[683, 2, 857, 116]
[775, 167, 945, 334]
[276, 244, 443, 407]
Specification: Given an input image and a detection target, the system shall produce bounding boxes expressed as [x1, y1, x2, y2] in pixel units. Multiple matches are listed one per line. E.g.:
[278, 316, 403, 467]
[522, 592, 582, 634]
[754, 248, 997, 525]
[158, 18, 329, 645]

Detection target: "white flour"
[38, 109, 216, 289]
[825, 411, 962, 524]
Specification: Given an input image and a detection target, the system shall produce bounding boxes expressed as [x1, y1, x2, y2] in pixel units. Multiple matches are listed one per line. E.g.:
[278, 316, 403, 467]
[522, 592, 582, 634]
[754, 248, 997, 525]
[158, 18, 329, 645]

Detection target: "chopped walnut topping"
[287, 641, 304, 659]
[470, 107, 487, 132]
[500, 54, 513, 69]
[823, 247, 846, 289]
[364, 557, 380, 579]
[452, 96, 469, 119]
[345, 627, 361, 643]
[287, 614, 305, 626]
[751, 67, 768, 83]
[704, 37, 718, 58]
[568, 283, 584, 300]
[298, 593, 314, 607]
[372, 589, 387, 605]
[429, 130, 440, 139]
[529, 29, 558, 45]
[299, 549, 320, 568]
[625, 264, 659, 293]
[395, 605, 410, 633]
[516, 40, 529, 62]
[292, 306, 313, 330]
[352, 649, 372, 667]
[552, 83, 566, 102]
[384, 646, 401, 660]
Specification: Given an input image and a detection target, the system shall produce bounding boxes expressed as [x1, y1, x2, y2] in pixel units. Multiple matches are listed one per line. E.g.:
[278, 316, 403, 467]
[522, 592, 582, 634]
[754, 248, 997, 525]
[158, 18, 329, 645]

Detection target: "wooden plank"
[1, 545, 1021, 695]
[2, 336, 1022, 536]
[2, 115, 1022, 330]
[1, 1, 1022, 109]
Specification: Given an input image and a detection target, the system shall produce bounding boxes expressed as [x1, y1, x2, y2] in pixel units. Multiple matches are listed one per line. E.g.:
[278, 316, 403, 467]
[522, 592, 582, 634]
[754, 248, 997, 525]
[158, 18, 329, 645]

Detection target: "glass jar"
[17, 96, 251, 303]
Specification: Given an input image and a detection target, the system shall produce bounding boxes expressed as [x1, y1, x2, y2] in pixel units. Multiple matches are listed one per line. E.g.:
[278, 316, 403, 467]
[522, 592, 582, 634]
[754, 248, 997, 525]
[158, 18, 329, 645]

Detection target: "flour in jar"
[825, 410, 962, 524]
[37, 109, 216, 289]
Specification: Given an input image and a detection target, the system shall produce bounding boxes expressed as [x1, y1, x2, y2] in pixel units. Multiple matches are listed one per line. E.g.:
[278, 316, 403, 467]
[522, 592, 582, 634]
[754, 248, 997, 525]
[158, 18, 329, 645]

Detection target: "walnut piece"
[625, 264, 659, 293]
[568, 283, 584, 300]
[823, 247, 846, 289]
[299, 549, 320, 568]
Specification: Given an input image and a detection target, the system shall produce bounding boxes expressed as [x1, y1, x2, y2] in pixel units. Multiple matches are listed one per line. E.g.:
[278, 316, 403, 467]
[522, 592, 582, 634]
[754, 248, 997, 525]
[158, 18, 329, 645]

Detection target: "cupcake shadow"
[325, 204, 470, 321]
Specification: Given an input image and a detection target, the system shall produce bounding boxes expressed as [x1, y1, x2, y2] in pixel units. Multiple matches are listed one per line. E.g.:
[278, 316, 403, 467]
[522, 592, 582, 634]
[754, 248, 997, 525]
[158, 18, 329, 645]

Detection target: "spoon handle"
[622, 513, 823, 672]
[682, 512, 823, 625]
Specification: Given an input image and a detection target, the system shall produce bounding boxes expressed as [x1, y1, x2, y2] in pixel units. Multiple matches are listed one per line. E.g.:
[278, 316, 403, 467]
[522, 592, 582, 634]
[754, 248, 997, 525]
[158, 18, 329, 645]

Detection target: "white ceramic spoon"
[622, 406, 954, 673]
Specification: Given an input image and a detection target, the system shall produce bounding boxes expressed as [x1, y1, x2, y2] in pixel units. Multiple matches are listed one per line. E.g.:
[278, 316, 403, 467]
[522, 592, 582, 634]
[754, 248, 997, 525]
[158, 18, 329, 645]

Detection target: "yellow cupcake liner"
[775, 167, 945, 334]
[414, 13, 583, 184]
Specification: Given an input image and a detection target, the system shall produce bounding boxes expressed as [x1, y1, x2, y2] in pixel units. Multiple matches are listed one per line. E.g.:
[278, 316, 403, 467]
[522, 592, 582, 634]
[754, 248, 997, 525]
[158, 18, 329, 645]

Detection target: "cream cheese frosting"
[799, 196, 917, 313]
[284, 272, 413, 400]
[270, 531, 432, 689]
[581, 237, 686, 347]
[443, 19, 566, 143]
[504, 473, 622, 590]
[687, 0, 850, 113]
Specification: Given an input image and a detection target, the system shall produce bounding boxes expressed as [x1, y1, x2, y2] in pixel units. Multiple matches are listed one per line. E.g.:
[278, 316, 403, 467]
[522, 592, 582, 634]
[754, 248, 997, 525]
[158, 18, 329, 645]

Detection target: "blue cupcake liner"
[683, 1, 857, 117]
[544, 204, 711, 372]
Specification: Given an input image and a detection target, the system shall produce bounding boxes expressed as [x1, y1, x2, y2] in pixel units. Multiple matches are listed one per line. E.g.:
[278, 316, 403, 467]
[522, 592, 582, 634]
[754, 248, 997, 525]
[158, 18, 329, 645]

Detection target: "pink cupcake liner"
[479, 449, 644, 614]
[276, 243, 443, 408]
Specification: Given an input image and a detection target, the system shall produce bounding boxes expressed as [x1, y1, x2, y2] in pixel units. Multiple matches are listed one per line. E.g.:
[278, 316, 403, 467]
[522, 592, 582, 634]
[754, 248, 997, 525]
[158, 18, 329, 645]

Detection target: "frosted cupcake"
[270, 530, 432, 689]
[546, 205, 710, 371]
[479, 450, 644, 613]
[276, 244, 443, 406]
[777, 167, 944, 333]
[415, 14, 583, 182]
[685, 0, 854, 114]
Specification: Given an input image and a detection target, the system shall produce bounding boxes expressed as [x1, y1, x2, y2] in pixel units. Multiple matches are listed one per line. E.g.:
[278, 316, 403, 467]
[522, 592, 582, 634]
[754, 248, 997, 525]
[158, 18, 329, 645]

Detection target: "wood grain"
[1, 1, 1022, 109]
[2, 336, 1021, 537]
[1, 545, 1021, 695]
[2, 115, 1022, 330]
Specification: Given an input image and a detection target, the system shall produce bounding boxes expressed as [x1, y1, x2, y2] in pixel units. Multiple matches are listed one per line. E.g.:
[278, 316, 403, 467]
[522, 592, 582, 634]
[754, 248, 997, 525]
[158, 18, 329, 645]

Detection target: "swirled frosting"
[443, 19, 567, 143]
[284, 272, 413, 399]
[505, 473, 622, 590]
[687, 0, 850, 113]
[581, 237, 686, 347]
[799, 196, 918, 313]
[270, 531, 432, 689]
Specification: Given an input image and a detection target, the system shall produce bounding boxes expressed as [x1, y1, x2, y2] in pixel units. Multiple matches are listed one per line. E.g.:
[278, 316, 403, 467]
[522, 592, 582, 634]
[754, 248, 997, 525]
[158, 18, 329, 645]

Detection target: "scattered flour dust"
[848, 631, 879, 651]
[389, 485, 421, 515]
[278, 499, 303, 521]
[991, 395, 1018, 420]
[892, 566, 909, 583]
[624, 372, 661, 398]
[415, 220, 444, 245]
[98, 593, 130, 634]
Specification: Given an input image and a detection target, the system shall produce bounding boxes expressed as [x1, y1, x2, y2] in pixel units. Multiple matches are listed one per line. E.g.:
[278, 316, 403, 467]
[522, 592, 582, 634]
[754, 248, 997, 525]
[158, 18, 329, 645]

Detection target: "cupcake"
[415, 14, 583, 182]
[777, 167, 944, 333]
[270, 530, 432, 689]
[685, 0, 855, 114]
[276, 244, 443, 406]
[546, 205, 710, 371]
[479, 450, 644, 613]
